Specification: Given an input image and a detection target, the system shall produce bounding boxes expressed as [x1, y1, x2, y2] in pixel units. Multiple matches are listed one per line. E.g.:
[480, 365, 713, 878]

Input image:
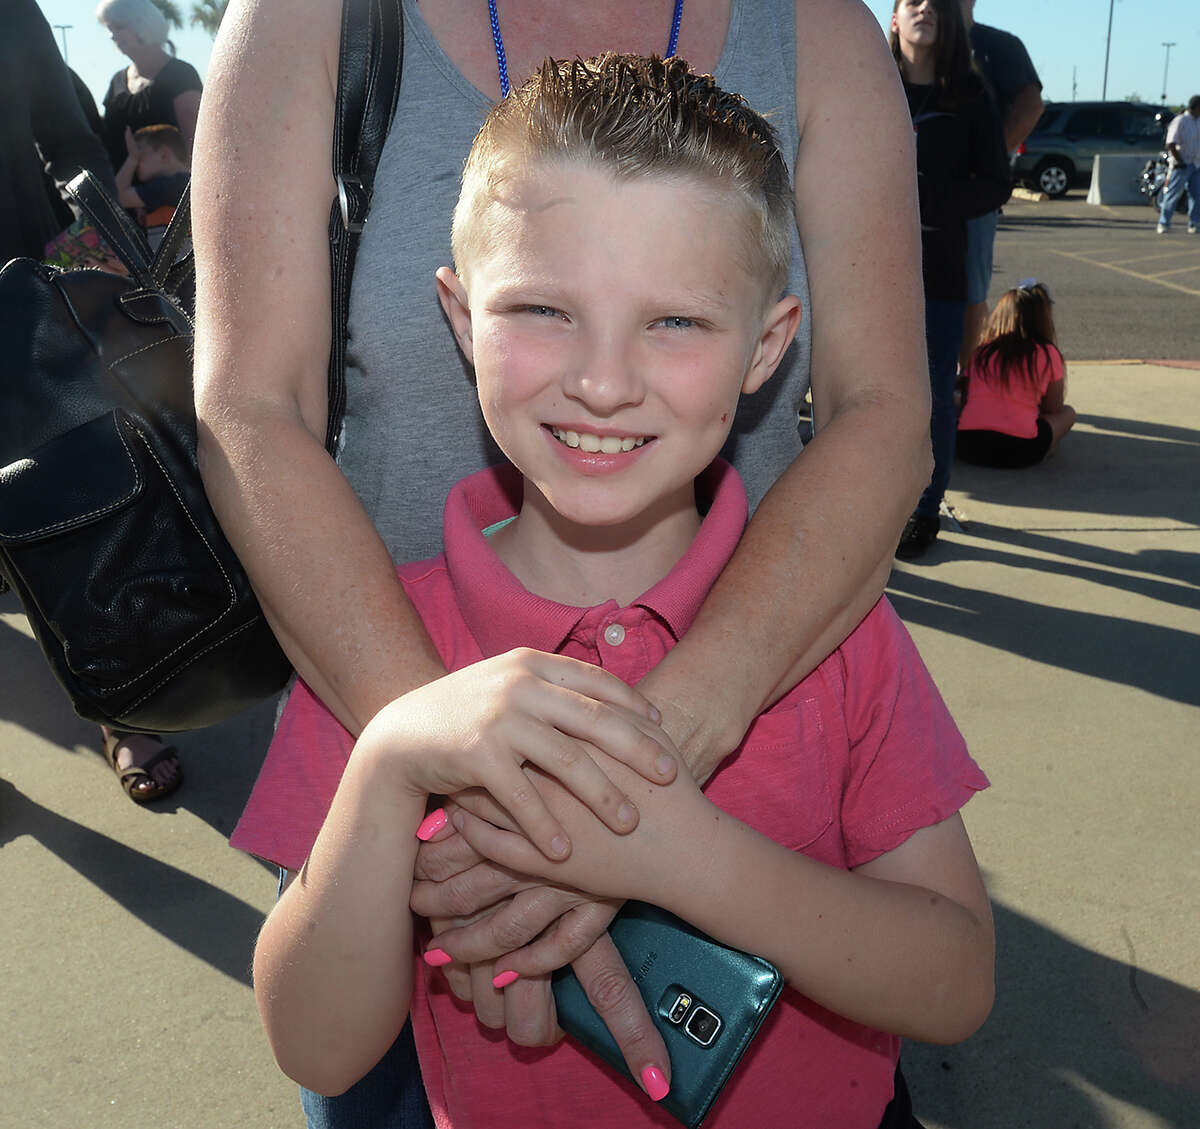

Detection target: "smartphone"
[551, 901, 783, 1129]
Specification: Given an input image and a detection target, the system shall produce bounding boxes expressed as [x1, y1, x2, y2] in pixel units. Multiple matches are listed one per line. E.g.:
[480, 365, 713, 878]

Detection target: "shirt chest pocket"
[705, 694, 836, 852]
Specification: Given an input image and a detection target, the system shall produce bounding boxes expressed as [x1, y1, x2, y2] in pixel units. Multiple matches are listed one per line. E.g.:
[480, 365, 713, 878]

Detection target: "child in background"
[957, 280, 1076, 467]
[115, 123, 190, 250]
[235, 55, 993, 1129]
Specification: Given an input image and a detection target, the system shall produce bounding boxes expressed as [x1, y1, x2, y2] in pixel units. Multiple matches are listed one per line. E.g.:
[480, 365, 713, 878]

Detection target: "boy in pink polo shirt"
[236, 54, 992, 1129]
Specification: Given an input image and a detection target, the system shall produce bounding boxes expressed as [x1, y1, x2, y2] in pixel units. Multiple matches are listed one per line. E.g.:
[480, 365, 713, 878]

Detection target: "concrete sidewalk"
[2, 363, 1197, 1129]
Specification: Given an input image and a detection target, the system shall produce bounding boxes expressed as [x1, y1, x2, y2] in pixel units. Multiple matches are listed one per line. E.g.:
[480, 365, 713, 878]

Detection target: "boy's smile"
[437, 162, 800, 603]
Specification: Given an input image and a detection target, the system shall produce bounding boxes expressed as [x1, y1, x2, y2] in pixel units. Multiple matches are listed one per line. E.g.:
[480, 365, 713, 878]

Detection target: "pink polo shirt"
[233, 460, 988, 1129]
[958, 343, 1064, 439]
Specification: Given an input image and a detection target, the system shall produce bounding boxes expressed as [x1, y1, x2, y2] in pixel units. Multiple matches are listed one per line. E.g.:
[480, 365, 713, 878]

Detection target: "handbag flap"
[0, 412, 143, 545]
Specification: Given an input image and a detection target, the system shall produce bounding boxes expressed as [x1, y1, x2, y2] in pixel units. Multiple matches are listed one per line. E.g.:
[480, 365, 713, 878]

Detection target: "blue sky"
[38, 0, 1200, 114]
[871, 1, 1199, 107]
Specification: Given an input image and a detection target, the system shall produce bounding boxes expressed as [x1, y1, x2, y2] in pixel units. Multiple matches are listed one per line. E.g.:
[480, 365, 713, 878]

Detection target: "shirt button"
[603, 623, 626, 647]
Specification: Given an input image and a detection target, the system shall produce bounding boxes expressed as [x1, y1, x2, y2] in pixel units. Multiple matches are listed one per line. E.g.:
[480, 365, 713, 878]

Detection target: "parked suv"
[1012, 101, 1170, 198]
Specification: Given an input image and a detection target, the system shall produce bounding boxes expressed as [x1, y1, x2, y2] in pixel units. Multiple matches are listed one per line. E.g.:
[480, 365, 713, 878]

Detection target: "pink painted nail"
[641, 1065, 670, 1102]
[415, 808, 447, 841]
[422, 948, 453, 968]
[491, 970, 520, 989]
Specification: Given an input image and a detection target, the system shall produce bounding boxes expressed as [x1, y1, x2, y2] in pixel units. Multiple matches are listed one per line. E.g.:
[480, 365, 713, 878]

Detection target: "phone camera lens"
[684, 1005, 721, 1046]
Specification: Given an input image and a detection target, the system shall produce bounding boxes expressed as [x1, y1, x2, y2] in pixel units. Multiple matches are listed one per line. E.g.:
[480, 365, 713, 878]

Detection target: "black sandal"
[103, 731, 183, 805]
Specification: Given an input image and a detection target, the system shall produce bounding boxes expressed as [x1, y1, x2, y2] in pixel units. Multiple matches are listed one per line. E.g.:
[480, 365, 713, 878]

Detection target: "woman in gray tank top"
[193, 3, 930, 1125]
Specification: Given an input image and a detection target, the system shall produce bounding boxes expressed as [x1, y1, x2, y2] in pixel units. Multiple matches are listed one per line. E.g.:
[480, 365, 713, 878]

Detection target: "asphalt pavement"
[2, 198, 1198, 1129]
[993, 190, 1200, 361]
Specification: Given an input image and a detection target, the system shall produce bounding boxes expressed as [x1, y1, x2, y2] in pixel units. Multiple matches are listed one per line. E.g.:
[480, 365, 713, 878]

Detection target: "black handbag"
[0, 0, 403, 733]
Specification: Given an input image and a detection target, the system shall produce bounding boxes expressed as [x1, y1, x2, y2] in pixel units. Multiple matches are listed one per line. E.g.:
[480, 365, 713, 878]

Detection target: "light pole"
[1101, 0, 1114, 101]
[1161, 42, 1176, 103]
[52, 23, 72, 63]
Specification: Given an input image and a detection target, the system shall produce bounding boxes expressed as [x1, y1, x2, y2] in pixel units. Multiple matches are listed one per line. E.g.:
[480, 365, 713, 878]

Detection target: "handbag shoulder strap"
[63, 170, 156, 289]
[324, 0, 404, 453]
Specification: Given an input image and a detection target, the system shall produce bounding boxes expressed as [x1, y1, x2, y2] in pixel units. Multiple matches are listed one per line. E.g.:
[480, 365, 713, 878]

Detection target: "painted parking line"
[1106, 249, 1200, 267]
[1157, 263, 1200, 278]
[1049, 248, 1200, 297]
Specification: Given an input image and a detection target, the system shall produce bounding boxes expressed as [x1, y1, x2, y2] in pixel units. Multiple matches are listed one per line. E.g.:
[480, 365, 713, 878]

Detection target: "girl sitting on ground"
[957, 280, 1076, 468]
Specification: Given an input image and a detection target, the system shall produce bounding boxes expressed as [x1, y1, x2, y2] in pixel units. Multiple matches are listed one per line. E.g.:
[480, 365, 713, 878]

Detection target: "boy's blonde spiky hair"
[452, 53, 793, 294]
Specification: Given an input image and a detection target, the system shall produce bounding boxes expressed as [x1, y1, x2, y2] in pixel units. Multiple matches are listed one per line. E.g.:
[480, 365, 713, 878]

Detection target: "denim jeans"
[300, 1022, 433, 1129]
[964, 210, 998, 305]
[916, 299, 966, 519]
[1159, 164, 1200, 228]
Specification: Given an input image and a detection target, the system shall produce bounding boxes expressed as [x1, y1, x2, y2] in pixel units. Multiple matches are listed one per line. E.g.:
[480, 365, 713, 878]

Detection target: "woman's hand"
[412, 809, 673, 1088]
[359, 649, 678, 861]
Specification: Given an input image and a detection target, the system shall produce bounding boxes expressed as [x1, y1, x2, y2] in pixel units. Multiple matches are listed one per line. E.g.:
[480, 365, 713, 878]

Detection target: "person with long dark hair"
[957, 280, 1075, 467]
[890, 0, 1011, 558]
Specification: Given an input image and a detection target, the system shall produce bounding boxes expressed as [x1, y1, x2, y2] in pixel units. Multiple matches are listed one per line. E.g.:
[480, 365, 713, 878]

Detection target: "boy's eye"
[524, 305, 564, 319]
[656, 316, 695, 330]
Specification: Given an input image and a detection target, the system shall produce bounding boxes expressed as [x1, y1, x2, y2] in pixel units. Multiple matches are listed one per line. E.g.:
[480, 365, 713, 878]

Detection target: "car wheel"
[1034, 158, 1072, 198]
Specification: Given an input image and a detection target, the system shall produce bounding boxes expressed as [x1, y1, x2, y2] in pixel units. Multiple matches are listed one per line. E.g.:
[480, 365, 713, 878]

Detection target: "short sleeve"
[836, 600, 989, 868]
[1040, 344, 1064, 394]
[230, 678, 355, 869]
[156, 58, 203, 100]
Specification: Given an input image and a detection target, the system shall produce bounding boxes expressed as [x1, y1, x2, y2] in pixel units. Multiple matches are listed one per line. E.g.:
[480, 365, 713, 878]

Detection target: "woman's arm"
[192, 0, 447, 733]
[1038, 346, 1067, 413]
[638, 0, 930, 781]
[1040, 378, 1066, 414]
[172, 88, 202, 152]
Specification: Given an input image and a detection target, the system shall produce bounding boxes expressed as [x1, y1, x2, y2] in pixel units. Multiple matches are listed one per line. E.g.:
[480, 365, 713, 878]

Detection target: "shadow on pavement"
[1, 776, 263, 986]
[998, 213, 1158, 233]
[952, 418, 1200, 531]
[906, 900, 1200, 1128]
[888, 569, 1199, 706]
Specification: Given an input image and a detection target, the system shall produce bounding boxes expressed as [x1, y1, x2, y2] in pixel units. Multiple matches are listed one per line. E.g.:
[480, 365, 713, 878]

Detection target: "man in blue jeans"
[958, 0, 1043, 372]
[1156, 96, 1200, 235]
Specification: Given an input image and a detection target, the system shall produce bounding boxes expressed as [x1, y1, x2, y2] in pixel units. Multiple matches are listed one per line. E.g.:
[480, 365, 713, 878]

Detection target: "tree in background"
[190, 0, 228, 35]
[149, 0, 227, 37]
[149, 0, 183, 29]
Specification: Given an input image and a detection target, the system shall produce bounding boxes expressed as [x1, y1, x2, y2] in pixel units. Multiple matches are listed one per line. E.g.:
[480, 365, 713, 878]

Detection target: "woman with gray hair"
[96, 0, 202, 175]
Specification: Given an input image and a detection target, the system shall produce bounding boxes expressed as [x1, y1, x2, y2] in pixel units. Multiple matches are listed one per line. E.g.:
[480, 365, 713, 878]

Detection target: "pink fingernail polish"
[423, 948, 453, 967]
[641, 1065, 670, 1102]
[491, 970, 520, 989]
[416, 808, 447, 841]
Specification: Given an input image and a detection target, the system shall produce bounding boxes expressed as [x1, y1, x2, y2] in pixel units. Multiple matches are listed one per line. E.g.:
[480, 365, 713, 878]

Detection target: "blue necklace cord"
[486, 0, 686, 99]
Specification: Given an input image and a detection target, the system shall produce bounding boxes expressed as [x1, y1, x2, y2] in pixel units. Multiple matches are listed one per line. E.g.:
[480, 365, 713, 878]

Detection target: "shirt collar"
[444, 460, 747, 658]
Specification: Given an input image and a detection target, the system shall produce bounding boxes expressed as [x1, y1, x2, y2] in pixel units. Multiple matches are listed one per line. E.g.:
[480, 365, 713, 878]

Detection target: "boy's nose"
[561, 338, 646, 416]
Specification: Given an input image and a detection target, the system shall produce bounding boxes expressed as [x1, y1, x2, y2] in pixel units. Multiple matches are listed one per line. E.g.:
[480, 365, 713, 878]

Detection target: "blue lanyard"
[487, 0, 686, 99]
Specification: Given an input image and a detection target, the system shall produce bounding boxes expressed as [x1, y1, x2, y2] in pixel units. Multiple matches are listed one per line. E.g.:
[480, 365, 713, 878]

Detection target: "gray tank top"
[342, 0, 811, 563]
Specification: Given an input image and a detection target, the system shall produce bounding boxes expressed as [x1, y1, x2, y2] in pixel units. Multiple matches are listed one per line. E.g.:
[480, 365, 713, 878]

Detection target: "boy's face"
[438, 162, 800, 534]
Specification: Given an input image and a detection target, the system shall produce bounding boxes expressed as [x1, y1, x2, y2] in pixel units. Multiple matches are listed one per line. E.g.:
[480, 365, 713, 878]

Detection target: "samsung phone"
[551, 901, 783, 1128]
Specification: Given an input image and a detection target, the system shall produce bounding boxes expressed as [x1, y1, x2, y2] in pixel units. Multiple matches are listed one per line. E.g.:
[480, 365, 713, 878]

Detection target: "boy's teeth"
[552, 428, 646, 452]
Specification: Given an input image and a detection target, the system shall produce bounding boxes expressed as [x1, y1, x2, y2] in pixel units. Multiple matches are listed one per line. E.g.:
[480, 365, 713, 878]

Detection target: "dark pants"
[957, 418, 1053, 468]
[300, 1020, 433, 1129]
[916, 299, 967, 518]
[878, 1064, 926, 1129]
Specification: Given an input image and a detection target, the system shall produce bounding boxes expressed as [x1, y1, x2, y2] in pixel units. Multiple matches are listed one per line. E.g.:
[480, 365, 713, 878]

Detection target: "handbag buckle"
[337, 174, 369, 234]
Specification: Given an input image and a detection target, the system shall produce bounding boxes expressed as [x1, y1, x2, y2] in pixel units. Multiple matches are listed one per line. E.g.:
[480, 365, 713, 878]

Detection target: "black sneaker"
[896, 513, 940, 559]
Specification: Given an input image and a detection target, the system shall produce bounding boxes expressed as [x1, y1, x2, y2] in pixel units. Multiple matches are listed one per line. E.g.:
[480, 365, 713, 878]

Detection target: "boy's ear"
[435, 266, 474, 364]
[741, 295, 802, 395]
